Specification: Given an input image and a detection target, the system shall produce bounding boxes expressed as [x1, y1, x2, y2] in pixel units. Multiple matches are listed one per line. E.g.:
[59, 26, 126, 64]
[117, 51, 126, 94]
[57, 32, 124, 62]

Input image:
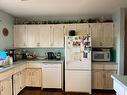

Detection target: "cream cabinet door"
[65, 24, 76, 36]
[13, 70, 26, 95]
[76, 24, 90, 36]
[27, 25, 40, 47]
[20, 69, 26, 89]
[26, 68, 42, 87]
[92, 70, 104, 89]
[14, 25, 27, 48]
[102, 23, 114, 47]
[90, 23, 103, 47]
[52, 25, 65, 47]
[104, 70, 117, 89]
[0, 77, 12, 95]
[13, 72, 21, 95]
[26, 69, 32, 87]
[39, 25, 51, 47]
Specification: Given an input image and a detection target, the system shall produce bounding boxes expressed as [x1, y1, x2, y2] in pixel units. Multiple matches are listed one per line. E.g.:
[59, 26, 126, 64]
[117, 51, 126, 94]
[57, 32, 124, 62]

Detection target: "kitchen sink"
[0, 65, 13, 71]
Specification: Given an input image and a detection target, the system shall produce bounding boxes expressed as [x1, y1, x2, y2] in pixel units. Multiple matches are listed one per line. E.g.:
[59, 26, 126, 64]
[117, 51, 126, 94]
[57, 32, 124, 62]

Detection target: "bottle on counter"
[56, 50, 61, 60]
[9, 56, 13, 65]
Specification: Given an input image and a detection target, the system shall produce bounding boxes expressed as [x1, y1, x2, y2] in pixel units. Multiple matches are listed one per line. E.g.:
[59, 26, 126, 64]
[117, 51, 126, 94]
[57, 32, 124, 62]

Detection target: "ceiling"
[0, 0, 127, 17]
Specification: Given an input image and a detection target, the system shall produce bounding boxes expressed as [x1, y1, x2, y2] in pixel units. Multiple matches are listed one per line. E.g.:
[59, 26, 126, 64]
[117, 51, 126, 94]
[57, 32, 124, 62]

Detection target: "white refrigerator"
[65, 35, 91, 94]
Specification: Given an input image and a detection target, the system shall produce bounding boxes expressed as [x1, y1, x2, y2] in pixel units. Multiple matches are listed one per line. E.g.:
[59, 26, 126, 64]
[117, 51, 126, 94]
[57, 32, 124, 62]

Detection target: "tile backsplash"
[16, 48, 65, 58]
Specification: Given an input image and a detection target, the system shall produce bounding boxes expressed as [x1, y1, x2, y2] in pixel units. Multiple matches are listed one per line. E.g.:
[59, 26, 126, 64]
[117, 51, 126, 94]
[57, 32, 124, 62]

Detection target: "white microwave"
[92, 51, 110, 62]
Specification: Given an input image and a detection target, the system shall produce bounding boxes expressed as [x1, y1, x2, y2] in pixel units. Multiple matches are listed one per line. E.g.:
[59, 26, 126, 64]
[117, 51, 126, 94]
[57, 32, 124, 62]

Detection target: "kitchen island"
[111, 74, 127, 95]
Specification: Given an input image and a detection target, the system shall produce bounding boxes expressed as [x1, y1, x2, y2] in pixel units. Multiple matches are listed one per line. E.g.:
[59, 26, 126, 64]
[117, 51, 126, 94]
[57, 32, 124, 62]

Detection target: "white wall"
[0, 11, 14, 50]
[113, 8, 125, 75]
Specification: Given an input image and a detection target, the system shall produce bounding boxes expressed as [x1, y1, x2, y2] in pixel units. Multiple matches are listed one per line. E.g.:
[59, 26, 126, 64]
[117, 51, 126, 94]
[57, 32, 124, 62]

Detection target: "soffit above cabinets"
[0, 0, 127, 17]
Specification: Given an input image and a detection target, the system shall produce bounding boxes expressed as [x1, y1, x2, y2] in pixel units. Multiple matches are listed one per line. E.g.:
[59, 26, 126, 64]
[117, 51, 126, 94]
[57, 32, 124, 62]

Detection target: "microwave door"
[92, 52, 110, 62]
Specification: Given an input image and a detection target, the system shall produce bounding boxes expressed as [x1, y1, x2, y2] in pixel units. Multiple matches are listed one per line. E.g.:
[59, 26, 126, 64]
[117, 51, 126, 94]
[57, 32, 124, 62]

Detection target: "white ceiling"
[0, 0, 127, 17]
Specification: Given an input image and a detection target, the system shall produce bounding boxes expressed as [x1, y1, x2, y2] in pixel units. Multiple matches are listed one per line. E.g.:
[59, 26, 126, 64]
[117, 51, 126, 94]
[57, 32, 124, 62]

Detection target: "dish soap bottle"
[56, 50, 61, 60]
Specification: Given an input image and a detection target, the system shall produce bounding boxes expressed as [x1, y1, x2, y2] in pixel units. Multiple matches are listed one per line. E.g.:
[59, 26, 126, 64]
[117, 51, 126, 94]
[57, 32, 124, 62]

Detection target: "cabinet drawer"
[92, 64, 103, 70]
[103, 64, 117, 70]
[27, 63, 42, 68]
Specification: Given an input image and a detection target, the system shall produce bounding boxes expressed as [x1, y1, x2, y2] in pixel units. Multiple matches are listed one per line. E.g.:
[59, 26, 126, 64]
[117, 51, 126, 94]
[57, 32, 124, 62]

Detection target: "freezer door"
[65, 60, 91, 70]
[65, 70, 91, 94]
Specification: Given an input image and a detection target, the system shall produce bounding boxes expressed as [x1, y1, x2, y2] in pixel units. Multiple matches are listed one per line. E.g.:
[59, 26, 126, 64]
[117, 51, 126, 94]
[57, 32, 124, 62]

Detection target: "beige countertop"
[0, 59, 64, 81]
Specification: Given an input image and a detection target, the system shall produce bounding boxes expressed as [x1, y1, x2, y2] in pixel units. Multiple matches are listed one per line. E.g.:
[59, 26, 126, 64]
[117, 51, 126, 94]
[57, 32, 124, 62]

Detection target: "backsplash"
[16, 48, 65, 58]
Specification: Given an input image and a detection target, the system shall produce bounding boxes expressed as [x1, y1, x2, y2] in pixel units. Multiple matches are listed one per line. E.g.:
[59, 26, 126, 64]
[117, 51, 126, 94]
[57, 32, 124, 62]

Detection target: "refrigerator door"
[65, 36, 91, 70]
[65, 70, 91, 94]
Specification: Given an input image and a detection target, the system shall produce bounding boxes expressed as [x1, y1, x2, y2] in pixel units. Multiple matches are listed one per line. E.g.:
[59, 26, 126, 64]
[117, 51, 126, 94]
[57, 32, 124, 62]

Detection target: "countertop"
[0, 59, 64, 73]
[111, 74, 127, 89]
[92, 62, 117, 64]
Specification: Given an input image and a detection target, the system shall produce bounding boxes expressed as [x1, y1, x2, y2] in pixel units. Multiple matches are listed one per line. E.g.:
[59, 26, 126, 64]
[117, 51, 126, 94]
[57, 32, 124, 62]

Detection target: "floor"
[18, 87, 116, 95]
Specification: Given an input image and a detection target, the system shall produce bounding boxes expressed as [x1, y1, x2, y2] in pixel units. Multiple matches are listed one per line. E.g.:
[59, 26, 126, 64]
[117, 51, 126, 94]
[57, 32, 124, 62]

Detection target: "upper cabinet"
[39, 25, 51, 47]
[14, 25, 27, 48]
[13, 23, 114, 48]
[27, 25, 40, 47]
[51, 24, 65, 48]
[14, 25, 65, 48]
[91, 23, 114, 48]
[76, 24, 90, 36]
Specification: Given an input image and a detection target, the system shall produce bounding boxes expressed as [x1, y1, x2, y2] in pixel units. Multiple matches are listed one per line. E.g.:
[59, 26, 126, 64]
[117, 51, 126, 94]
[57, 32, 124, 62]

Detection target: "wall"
[0, 11, 14, 50]
[16, 48, 65, 59]
[113, 8, 125, 75]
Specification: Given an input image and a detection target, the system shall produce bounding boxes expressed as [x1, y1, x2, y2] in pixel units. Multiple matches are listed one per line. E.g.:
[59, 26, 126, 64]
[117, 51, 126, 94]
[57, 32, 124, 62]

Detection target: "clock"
[2, 28, 8, 37]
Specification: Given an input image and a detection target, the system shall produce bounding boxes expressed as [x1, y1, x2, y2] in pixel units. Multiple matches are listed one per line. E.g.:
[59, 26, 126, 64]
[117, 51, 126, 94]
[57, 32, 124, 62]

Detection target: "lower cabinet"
[0, 77, 12, 95]
[92, 63, 117, 89]
[113, 80, 125, 95]
[93, 70, 117, 89]
[26, 68, 42, 87]
[13, 69, 26, 95]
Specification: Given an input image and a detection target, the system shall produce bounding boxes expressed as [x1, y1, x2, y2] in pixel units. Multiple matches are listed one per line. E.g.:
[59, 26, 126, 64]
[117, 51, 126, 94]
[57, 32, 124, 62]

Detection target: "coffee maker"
[6, 49, 16, 62]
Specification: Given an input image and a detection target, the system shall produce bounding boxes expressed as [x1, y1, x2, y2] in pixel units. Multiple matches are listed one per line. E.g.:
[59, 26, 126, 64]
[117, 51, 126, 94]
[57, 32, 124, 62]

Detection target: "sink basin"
[0, 65, 12, 70]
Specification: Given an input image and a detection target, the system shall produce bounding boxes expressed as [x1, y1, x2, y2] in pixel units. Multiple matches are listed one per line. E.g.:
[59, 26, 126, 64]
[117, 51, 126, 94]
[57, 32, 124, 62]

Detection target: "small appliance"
[6, 49, 17, 62]
[92, 49, 110, 62]
[47, 52, 55, 59]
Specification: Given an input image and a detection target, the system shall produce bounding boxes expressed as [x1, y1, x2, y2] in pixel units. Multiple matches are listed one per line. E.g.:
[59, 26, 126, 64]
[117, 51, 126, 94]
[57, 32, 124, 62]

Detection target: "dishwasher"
[42, 62, 62, 89]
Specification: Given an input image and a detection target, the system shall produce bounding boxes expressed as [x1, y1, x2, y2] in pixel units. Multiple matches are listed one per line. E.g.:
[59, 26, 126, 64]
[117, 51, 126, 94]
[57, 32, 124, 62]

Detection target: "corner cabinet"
[13, 25, 27, 48]
[91, 23, 114, 48]
[92, 63, 117, 89]
[0, 77, 12, 95]
[13, 69, 26, 95]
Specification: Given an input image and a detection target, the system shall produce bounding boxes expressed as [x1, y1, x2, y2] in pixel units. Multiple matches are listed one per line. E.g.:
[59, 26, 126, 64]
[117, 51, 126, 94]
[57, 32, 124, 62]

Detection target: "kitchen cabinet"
[51, 25, 65, 47]
[42, 62, 62, 89]
[14, 25, 27, 48]
[0, 77, 12, 95]
[92, 63, 117, 89]
[39, 25, 51, 47]
[27, 25, 40, 47]
[113, 80, 125, 95]
[13, 69, 26, 95]
[65, 24, 76, 36]
[76, 24, 90, 36]
[91, 23, 114, 47]
[26, 68, 42, 87]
